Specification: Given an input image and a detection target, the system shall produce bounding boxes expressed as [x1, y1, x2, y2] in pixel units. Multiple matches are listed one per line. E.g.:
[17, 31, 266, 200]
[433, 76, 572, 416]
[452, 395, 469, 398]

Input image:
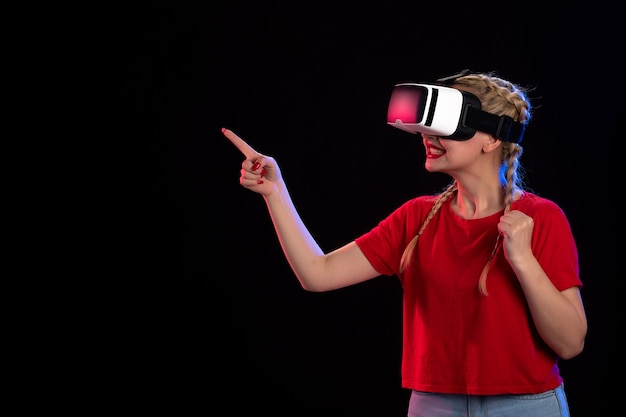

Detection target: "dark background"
[112, 2, 621, 415]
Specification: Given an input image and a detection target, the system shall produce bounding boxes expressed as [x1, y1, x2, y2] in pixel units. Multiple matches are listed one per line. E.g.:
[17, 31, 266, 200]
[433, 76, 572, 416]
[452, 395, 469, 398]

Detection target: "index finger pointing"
[221, 128, 259, 160]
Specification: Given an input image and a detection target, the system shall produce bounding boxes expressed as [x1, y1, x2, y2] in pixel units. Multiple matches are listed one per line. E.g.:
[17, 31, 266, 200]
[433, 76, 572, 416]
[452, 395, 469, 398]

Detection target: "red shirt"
[354, 192, 581, 395]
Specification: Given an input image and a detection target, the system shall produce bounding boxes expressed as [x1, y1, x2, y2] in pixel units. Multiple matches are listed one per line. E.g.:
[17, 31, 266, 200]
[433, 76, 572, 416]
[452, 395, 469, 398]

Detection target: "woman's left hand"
[498, 210, 534, 265]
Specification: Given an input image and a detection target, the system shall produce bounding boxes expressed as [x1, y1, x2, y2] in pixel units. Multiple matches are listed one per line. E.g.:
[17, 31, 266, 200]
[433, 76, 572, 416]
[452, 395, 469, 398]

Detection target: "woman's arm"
[223, 128, 380, 292]
[499, 209, 587, 359]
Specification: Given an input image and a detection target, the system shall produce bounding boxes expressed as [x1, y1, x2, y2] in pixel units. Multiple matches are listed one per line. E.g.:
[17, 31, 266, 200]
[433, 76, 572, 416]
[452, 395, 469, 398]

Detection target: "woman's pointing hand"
[222, 128, 282, 196]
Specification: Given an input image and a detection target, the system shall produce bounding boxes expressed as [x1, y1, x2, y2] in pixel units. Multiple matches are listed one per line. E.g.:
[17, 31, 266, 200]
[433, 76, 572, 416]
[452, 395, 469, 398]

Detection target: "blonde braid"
[401, 72, 532, 295]
[399, 182, 458, 272]
[477, 144, 523, 294]
[467, 74, 531, 295]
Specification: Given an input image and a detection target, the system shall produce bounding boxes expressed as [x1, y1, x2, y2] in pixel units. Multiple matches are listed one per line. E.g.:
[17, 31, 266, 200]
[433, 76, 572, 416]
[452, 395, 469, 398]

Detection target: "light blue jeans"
[407, 383, 570, 417]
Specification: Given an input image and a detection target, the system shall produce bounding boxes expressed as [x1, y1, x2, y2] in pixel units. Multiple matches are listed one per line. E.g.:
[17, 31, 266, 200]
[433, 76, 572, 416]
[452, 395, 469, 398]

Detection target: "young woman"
[221, 70, 587, 417]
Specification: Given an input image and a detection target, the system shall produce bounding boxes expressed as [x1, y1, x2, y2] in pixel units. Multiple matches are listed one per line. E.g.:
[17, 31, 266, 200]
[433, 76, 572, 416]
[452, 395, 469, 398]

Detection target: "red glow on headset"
[387, 87, 425, 124]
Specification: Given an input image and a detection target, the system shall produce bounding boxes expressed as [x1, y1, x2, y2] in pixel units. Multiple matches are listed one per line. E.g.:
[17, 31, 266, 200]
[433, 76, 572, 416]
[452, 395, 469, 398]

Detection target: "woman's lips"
[426, 143, 445, 159]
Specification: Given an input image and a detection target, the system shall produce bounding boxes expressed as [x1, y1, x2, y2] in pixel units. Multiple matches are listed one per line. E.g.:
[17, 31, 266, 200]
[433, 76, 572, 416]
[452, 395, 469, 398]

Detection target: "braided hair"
[398, 72, 533, 295]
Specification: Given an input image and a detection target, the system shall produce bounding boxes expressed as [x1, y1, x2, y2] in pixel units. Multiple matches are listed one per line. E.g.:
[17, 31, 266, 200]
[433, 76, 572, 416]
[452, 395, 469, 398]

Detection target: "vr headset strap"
[464, 106, 525, 143]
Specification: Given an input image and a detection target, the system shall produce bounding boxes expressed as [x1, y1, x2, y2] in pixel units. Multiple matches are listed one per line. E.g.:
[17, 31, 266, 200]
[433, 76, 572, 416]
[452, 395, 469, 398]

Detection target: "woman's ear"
[482, 135, 502, 153]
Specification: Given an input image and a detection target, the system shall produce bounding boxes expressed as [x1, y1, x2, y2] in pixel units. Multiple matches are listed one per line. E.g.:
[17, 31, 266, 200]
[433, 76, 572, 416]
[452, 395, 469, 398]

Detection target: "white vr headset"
[386, 82, 526, 143]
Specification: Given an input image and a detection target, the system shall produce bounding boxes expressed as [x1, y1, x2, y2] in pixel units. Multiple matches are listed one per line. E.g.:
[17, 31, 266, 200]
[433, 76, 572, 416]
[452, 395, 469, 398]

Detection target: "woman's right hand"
[222, 128, 282, 197]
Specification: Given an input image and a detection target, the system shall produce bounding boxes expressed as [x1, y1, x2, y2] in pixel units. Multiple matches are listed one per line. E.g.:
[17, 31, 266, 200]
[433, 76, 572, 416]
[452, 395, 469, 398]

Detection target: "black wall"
[113, 2, 622, 415]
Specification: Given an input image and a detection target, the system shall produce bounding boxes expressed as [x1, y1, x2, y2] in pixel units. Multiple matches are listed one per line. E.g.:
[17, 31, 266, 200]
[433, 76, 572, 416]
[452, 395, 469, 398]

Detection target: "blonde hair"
[398, 72, 533, 295]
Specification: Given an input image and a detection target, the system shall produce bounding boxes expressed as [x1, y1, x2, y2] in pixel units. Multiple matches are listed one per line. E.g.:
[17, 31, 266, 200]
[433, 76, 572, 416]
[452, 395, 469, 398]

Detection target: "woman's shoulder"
[514, 191, 567, 217]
